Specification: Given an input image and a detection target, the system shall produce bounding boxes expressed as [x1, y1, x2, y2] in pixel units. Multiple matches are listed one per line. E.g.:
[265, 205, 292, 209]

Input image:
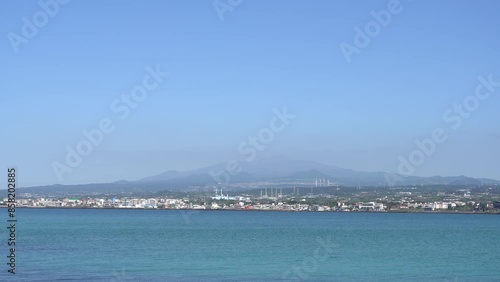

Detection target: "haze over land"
[17, 157, 500, 195]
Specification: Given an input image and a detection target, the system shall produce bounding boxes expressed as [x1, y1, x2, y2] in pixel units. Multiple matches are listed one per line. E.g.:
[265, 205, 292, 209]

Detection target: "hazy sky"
[1, 0, 499, 186]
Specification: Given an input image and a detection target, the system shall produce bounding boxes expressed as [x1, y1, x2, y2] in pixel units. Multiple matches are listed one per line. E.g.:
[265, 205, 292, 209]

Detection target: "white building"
[358, 202, 385, 211]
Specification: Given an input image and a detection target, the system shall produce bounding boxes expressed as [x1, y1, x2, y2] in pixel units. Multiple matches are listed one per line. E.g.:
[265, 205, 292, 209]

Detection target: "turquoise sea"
[1, 209, 499, 281]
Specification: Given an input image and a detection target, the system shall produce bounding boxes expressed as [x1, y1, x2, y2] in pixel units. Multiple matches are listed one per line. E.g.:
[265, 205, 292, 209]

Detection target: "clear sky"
[1, 0, 499, 186]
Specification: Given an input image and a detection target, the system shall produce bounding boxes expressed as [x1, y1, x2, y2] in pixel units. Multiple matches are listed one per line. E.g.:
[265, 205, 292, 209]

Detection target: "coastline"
[4, 206, 500, 215]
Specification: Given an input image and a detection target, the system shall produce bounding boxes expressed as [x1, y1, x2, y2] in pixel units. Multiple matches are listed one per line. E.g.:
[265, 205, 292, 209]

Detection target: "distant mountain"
[17, 156, 500, 195]
[136, 156, 500, 187]
[137, 156, 350, 184]
[139, 170, 185, 182]
[287, 169, 334, 179]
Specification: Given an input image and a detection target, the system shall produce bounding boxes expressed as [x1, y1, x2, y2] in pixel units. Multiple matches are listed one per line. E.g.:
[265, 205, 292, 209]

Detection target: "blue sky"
[1, 0, 499, 186]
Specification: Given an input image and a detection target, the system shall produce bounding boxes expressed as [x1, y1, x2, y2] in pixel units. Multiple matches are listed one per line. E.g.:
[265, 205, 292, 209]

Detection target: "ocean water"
[1, 209, 499, 281]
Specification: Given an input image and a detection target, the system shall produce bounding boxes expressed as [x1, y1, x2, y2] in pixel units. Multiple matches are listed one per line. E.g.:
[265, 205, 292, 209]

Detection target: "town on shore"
[4, 185, 500, 213]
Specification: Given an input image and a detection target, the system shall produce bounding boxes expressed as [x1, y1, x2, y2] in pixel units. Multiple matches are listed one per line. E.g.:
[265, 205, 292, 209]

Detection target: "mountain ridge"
[16, 156, 500, 194]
